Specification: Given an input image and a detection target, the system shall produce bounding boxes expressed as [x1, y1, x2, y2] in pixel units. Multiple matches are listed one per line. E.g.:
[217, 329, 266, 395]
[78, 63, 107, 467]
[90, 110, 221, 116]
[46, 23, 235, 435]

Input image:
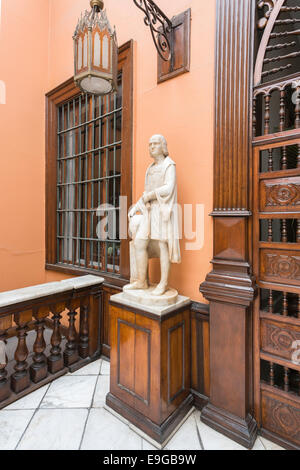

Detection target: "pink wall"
[0, 0, 50, 291]
[0, 0, 215, 302]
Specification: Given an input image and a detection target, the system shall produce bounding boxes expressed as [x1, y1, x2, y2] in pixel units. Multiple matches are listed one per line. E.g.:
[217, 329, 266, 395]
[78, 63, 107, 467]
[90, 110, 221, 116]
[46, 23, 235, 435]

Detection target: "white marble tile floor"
[0, 358, 285, 451]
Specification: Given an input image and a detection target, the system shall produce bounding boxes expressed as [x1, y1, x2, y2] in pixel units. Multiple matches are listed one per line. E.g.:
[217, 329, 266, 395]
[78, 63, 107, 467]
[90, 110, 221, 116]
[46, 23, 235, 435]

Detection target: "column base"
[201, 403, 258, 449]
[106, 392, 194, 446]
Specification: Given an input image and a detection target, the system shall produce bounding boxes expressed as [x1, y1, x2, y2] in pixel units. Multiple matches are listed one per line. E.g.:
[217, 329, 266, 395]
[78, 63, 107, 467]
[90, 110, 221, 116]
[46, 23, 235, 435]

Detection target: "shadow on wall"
[0, 80, 6, 104]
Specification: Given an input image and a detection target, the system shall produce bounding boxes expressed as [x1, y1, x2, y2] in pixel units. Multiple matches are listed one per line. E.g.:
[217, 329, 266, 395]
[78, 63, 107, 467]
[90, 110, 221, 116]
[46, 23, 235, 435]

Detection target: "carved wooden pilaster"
[200, 0, 258, 449]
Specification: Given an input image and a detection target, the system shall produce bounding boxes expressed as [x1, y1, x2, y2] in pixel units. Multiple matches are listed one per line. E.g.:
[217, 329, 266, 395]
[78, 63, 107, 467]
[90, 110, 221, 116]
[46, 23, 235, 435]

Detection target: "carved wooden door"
[253, 0, 300, 450]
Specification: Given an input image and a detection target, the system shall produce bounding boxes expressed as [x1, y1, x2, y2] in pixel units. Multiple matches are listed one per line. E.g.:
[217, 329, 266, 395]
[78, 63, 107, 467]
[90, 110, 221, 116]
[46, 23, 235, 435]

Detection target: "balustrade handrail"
[0, 275, 104, 409]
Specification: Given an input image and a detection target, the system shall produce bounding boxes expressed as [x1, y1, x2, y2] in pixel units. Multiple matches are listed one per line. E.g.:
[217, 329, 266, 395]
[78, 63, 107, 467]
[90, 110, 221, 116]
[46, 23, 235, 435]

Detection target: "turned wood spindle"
[270, 362, 275, 386]
[268, 149, 273, 172]
[0, 329, 10, 402]
[279, 88, 286, 132]
[268, 219, 273, 242]
[284, 367, 289, 392]
[79, 303, 89, 359]
[281, 219, 288, 243]
[11, 311, 31, 393]
[283, 292, 288, 317]
[268, 290, 273, 313]
[264, 93, 271, 135]
[281, 146, 288, 170]
[30, 308, 48, 383]
[297, 220, 300, 242]
[64, 309, 79, 366]
[253, 95, 257, 138]
[297, 144, 300, 168]
[48, 304, 64, 374]
[295, 86, 300, 129]
[298, 294, 300, 320]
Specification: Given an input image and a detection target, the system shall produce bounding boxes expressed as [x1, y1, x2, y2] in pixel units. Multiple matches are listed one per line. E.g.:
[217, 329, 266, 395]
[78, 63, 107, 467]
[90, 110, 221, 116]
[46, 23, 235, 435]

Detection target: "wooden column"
[200, 0, 258, 449]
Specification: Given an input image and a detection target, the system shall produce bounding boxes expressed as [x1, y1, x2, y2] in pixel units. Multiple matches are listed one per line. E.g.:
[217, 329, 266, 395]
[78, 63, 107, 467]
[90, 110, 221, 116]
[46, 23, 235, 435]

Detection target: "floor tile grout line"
[194, 412, 205, 450]
[14, 383, 51, 450]
[79, 372, 102, 450]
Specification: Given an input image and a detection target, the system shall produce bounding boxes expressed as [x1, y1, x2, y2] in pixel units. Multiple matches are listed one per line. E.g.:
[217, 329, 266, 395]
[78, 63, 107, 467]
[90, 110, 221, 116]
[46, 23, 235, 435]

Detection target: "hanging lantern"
[73, 0, 118, 96]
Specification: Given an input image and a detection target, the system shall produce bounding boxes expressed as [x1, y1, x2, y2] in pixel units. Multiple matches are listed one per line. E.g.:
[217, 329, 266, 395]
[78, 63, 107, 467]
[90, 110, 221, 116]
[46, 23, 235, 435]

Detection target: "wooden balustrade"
[0, 275, 103, 408]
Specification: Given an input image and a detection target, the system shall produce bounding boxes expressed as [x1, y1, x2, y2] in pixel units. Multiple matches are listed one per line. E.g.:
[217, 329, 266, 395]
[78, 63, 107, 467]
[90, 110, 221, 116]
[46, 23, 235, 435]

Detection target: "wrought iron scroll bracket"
[133, 0, 174, 62]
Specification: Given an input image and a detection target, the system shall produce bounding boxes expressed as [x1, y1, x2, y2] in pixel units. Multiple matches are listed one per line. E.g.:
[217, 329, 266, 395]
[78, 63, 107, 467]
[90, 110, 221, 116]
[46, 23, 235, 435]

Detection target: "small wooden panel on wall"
[261, 388, 300, 449]
[191, 303, 210, 408]
[261, 318, 300, 361]
[260, 249, 300, 286]
[157, 9, 191, 84]
[259, 177, 300, 213]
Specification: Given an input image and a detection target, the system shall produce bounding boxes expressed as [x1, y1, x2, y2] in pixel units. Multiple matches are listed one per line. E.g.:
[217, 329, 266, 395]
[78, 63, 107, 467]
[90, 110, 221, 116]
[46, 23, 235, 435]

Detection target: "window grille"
[56, 74, 122, 274]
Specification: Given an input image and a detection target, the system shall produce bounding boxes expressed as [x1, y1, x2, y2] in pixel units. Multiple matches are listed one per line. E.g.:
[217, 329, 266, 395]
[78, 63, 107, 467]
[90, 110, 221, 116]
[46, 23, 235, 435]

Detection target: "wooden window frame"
[45, 40, 133, 286]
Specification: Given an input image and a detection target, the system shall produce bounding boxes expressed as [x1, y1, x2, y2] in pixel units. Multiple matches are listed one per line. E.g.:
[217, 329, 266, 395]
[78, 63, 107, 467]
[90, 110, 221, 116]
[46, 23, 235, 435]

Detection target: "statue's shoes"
[124, 281, 148, 291]
[152, 285, 167, 296]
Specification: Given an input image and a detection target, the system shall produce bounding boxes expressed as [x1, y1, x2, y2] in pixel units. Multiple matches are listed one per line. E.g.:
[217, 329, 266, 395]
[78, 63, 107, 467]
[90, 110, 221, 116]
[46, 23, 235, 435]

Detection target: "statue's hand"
[128, 206, 137, 219]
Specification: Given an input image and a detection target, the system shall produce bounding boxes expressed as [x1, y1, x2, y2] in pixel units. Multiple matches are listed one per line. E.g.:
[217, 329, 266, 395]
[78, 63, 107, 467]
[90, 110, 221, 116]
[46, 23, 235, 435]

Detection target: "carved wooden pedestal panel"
[106, 298, 192, 445]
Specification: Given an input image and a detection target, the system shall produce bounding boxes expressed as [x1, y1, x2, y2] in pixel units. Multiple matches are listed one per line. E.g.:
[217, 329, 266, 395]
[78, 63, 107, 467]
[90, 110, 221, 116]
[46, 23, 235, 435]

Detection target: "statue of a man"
[126, 135, 181, 296]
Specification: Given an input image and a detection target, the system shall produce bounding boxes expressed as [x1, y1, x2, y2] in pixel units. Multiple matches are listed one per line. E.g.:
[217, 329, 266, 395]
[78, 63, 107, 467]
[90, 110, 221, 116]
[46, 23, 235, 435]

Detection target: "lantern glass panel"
[78, 37, 83, 70]
[102, 35, 109, 69]
[94, 32, 101, 67]
[83, 34, 88, 68]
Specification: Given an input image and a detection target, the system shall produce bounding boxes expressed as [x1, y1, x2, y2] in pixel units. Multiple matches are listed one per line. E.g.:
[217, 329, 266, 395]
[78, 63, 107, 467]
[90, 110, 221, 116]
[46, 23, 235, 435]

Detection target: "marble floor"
[0, 358, 285, 451]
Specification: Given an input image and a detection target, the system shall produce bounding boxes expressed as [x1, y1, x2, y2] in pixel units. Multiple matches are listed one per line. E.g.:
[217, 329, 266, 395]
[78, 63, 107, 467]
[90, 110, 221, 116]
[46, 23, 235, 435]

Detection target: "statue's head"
[149, 134, 169, 159]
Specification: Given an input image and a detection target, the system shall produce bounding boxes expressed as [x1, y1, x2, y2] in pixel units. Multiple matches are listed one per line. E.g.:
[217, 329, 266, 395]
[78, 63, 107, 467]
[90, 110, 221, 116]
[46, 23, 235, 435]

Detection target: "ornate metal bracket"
[133, 0, 173, 61]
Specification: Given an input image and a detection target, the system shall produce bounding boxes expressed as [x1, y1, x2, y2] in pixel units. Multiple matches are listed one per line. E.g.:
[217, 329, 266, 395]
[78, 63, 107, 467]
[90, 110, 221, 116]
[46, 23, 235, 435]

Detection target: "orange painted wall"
[0, 0, 215, 303]
[0, 0, 50, 291]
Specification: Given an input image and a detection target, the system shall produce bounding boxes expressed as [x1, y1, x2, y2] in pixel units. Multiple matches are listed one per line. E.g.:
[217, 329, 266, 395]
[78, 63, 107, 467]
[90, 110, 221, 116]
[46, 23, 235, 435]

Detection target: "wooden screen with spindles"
[253, 0, 300, 450]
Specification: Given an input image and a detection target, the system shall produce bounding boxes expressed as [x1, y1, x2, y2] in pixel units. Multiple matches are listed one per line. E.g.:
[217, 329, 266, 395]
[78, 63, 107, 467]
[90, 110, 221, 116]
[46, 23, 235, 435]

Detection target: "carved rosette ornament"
[266, 254, 300, 280]
[266, 184, 300, 206]
[264, 396, 300, 442]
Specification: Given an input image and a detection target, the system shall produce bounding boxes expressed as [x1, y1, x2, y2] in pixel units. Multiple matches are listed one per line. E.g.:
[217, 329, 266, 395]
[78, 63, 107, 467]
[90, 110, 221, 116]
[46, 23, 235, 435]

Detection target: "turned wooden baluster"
[281, 219, 288, 243]
[11, 310, 32, 393]
[297, 220, 300, 243]
[281, 146, 288, 170]
[48, 303, 65, 374]
[64, 299, 79, 367]
[79, 300, 89, 359]
[268, 290, 273, 313]
[30, 306, 49, 383]
[298, 294, 300, 320]
[295, 85, 300, 129]
[270, 362, 275, 386]
[279, 88, 286, 132]
[268, 219, 273, 242]
[268, 149, 273, 172]
[264, 92, 271, 135]
[284, 367, 289, 392]
[253, 95, 257, 138]
[297, 144, 300, 168]
[283, 292, 288, 317]
[0, 327, 10, 402]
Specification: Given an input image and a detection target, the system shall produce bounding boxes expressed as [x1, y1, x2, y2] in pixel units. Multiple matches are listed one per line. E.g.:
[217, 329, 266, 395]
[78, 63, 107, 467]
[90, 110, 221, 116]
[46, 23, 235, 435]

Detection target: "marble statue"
[125, 135, 181, 299]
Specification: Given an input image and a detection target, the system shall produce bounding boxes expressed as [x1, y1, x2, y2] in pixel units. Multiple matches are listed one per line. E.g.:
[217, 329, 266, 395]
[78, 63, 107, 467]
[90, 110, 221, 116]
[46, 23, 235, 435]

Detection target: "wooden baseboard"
[106, 392, 194, 445]
[260, 428, 300, 451]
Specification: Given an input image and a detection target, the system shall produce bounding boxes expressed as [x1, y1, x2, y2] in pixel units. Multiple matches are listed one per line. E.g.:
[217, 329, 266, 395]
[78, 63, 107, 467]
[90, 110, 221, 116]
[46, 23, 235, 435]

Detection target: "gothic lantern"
[73, 0, 118, 96]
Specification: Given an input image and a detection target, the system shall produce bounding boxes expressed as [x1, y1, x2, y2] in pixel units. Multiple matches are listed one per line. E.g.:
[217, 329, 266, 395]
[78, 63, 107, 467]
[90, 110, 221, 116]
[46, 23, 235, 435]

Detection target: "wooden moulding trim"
[45, 39, 134, 280]
[109, 299, 191, 323]
[260, 428, 300, 451]
[190, 301, 209, 317]
[45, 263, 129, 288]
[201, 403, 258, 449]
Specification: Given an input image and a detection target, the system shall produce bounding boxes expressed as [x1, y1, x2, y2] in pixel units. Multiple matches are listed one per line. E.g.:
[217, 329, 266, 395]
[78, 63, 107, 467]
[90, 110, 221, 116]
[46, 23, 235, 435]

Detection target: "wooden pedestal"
[107, 296, 192, 445]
